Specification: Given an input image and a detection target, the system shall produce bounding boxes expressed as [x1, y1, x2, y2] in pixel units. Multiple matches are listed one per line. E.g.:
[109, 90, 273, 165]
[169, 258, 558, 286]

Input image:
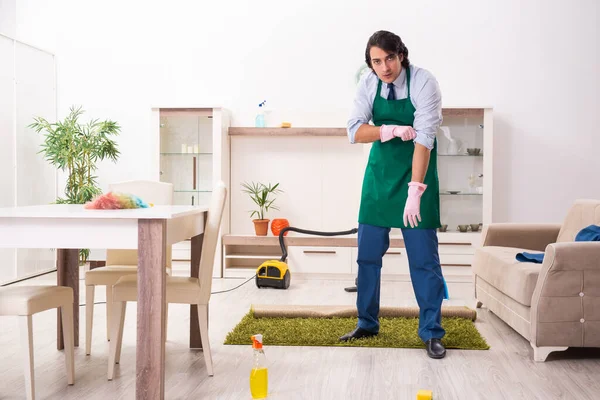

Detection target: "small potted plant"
[241, 181, 282, 236]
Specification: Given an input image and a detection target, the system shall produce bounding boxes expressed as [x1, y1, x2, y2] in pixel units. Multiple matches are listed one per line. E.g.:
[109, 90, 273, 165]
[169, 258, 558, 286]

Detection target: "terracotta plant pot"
[253, 219, 270, 236]
[271, 218, 290, 237]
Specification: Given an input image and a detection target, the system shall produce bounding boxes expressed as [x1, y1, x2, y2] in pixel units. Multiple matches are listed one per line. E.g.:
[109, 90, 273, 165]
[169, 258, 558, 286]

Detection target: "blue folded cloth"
[516, 252, 545, 263]
[575, 224, 600, 241]
[516, 224, 600, 263]
[443, 277, 449, 300]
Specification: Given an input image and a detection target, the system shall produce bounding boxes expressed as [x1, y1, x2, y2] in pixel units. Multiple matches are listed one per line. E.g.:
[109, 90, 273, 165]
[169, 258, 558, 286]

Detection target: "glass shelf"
[160, 152, 213, 155]
[159, 112, 214, 206]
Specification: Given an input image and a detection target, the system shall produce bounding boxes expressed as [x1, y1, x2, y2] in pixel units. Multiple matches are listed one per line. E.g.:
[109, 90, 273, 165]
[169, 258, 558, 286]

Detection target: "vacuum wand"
[278, 227, 358, 262]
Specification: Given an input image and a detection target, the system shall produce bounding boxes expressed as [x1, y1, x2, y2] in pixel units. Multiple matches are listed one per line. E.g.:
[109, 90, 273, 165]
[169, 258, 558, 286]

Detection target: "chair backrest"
[198, 181, 227, 303]
[556, 199, 600, 242]
[105, 180, 174, 266]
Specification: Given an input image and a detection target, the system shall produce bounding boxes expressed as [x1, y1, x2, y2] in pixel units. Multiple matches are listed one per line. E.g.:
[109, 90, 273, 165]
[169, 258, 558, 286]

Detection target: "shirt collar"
[391, 67, 406, 88]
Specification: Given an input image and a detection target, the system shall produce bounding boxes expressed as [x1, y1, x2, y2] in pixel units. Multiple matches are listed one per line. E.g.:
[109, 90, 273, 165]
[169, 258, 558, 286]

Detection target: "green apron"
[358, 68, 441, 229]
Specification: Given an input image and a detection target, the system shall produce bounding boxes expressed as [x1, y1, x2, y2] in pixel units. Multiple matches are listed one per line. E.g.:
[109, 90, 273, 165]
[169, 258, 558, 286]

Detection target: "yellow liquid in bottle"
[249, 367, 268, 398]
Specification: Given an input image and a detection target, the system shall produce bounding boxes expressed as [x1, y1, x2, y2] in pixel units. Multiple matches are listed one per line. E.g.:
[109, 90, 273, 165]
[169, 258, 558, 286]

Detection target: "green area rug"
[224, 307, 490, 350]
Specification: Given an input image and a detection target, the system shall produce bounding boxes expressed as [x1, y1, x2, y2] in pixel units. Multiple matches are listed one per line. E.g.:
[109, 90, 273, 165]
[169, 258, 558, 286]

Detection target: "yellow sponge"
[280, 122, 292, 128]
[416, 389, 432, 400]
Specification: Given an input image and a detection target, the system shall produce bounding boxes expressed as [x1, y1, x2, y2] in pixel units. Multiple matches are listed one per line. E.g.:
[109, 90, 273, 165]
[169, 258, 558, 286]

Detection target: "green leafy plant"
[29, 105, 121, 264]
[241, 181, 282, 220]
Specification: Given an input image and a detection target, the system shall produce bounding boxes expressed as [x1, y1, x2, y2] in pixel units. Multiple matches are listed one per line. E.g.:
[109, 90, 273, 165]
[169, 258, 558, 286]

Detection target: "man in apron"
[341, 30, 446, 359]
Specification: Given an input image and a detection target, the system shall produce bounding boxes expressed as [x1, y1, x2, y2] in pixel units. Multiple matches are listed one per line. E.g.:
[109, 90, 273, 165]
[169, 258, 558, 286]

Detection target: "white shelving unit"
[152, 107, 230, 277]
[222, 107, 493, 279]
[435, 108, 494, 232]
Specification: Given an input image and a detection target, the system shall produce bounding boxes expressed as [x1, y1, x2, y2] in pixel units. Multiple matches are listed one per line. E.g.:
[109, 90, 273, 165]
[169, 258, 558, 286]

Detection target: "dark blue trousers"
[356, 223, 446, 342]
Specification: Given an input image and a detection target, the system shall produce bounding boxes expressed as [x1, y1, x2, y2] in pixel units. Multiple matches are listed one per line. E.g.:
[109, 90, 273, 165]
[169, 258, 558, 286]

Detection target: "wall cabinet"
[152, 107, 230, 277]
[222, 109, 492, 279]
[222, 234, 475, 279]
[288, 246, 352, 275]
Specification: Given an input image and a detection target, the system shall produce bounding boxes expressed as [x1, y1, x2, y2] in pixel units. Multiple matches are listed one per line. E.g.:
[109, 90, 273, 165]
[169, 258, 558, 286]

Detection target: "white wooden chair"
[0, 286, 75, 400]
[84, 180, 174, 355]
[107, 181, 227, 379]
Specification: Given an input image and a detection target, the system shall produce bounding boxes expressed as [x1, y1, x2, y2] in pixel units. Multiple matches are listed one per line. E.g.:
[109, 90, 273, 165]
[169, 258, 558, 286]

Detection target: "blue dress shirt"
[347, 64, 443, 150]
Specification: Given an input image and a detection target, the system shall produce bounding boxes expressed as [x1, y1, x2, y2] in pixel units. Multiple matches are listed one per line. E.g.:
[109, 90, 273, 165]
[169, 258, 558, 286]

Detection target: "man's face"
[369, 46, 402, 84]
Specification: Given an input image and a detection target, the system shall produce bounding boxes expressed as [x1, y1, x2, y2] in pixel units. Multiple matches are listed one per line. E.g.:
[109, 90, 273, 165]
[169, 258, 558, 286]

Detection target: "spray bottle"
[249, 334, 268, 398]
[255, 100, 266, 127]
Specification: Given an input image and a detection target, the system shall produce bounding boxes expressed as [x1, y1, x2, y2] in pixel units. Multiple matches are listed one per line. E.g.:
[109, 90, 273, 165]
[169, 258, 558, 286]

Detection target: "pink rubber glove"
[380, 124, 417, 143]
[403, 182, 427, 228]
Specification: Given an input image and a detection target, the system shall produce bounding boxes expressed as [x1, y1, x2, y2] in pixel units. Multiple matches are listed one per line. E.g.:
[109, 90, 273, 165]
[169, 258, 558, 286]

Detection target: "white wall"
[230, 136, 366, 234]
[0, 0, 16, 37]
[12, 0, 600, 223]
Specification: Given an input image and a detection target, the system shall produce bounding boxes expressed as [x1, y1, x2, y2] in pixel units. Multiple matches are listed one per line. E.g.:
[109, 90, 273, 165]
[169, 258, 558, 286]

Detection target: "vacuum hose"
[278, 226, 358, 262]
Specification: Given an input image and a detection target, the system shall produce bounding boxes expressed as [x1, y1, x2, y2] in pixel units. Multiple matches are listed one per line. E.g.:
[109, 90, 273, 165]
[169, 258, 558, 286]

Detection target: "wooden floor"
[1, 264, 599, 400]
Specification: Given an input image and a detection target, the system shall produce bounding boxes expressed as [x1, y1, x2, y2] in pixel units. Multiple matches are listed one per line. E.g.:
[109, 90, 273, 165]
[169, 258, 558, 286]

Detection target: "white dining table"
[0, 204, 209, 399]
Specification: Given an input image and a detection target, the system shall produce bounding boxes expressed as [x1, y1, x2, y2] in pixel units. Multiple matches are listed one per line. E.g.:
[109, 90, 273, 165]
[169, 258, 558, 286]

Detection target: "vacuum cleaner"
[255, 226, 358, 289]
[255, 225, 450, 299]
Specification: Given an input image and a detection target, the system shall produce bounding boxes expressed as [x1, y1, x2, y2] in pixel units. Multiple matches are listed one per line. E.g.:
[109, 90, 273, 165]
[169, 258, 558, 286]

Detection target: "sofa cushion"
[556, 199, 600, 242]
[473, 246, 542, 307]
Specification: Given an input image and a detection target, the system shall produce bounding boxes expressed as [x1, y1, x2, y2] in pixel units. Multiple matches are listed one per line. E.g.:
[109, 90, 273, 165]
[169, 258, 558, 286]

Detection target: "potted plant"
[29, 105, 121, 264]
[241, 181, 282, 236]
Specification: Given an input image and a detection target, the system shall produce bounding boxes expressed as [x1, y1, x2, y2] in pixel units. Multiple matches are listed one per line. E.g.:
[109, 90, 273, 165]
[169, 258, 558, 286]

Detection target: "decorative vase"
[253, 219, 270, 236]
[271, 218, 290, 236]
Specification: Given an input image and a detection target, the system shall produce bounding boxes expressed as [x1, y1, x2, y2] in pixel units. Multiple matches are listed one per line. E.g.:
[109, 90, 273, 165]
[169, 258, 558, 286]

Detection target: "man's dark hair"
[365, 30, 410, 69]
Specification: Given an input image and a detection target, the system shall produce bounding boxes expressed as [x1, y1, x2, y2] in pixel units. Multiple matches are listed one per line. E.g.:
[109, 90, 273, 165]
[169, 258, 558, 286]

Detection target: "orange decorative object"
[271, 218, 290, 236]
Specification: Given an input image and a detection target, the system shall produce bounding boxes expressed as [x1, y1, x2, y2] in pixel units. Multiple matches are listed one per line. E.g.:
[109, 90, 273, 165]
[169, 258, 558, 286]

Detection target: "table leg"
[137, 219, 167, 400]
[57, 249, 79, 350]
[190, 233, 203, 349]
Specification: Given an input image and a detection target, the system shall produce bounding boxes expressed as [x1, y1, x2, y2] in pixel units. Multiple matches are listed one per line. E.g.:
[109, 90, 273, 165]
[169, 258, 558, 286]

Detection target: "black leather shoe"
[339, 327, 377, 342]
[425, 338, 446, 359]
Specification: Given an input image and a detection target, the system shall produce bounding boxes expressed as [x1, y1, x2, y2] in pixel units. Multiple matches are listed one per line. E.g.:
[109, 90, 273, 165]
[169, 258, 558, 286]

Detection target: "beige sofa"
[473, 199, 600, 361]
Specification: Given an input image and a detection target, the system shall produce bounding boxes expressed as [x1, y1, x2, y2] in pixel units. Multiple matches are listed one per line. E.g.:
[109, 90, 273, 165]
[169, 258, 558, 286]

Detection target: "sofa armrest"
[482, 223, 562, 251]
[530, 242, 600, 347]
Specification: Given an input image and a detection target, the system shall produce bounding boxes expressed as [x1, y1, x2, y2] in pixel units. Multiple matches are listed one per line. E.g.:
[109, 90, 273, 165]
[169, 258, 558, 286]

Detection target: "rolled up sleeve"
[347, 73, 374, 144]
[412, 72, 442, 150]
